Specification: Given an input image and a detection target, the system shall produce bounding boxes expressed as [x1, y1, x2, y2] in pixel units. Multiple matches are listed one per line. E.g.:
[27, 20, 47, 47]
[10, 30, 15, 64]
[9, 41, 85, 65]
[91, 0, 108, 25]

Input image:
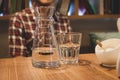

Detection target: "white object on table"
[95, 38, 120, 67]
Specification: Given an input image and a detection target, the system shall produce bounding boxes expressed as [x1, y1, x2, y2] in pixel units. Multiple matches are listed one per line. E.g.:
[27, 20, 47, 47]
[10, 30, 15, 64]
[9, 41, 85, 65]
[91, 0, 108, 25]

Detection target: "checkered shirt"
[9, 7, 71, 57]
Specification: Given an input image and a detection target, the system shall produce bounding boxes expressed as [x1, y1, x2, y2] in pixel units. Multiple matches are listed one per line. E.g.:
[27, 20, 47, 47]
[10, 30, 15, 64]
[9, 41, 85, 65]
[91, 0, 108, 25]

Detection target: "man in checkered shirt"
[9, 0, 71, 57]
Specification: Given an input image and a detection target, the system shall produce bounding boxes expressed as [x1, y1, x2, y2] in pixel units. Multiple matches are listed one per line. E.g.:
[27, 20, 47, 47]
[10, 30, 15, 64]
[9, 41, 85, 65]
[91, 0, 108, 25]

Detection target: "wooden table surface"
[0, 54, 119, 80]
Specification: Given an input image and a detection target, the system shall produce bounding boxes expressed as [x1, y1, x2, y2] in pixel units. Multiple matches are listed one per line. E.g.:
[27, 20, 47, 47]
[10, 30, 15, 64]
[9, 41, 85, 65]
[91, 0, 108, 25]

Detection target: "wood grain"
[0, 54, 119, 80]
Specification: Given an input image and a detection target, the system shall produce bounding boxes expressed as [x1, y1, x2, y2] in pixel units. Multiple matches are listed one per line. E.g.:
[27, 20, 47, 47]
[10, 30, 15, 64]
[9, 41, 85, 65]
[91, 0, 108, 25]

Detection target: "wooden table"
[0, 54, 119, 80]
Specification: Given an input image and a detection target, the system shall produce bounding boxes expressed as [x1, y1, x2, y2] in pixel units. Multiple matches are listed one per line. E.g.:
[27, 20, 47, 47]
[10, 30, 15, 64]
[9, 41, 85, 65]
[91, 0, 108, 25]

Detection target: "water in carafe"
[32, 6, 60, 68]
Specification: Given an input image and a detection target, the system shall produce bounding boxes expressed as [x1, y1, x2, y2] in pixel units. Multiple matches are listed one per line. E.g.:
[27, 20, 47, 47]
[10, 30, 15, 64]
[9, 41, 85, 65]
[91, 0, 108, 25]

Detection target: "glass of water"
[57, 32, 82, 64]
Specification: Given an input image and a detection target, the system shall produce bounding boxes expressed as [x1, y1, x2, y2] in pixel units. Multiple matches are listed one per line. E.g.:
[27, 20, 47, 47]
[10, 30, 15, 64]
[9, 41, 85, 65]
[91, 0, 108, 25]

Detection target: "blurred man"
[9, 0, 71, 57]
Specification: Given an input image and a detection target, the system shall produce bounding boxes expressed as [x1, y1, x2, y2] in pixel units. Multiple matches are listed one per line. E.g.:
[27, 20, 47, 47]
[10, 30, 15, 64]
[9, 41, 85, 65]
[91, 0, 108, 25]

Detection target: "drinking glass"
[57, 32, 82, 64]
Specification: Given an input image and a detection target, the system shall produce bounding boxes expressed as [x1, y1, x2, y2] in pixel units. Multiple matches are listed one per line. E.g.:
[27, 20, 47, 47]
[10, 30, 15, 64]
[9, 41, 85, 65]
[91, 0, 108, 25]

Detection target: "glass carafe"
[32, 6, 60, 68]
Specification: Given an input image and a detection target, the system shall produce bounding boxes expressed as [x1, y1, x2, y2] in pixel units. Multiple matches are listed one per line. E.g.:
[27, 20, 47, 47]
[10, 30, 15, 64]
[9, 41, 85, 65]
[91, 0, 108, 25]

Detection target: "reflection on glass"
[78, 0, 98, 16]
[29, 0, 32, 7]
[78, 0, 86, 16]
[78, 0, 89, 16]
[68, 0, 75, 16]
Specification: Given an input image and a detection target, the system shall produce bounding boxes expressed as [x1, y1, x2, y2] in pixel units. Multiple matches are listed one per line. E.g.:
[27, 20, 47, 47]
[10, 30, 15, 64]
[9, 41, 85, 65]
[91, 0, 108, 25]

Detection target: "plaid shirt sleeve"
[9, 12, 27, 57]
[54, 11, 71, 33]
